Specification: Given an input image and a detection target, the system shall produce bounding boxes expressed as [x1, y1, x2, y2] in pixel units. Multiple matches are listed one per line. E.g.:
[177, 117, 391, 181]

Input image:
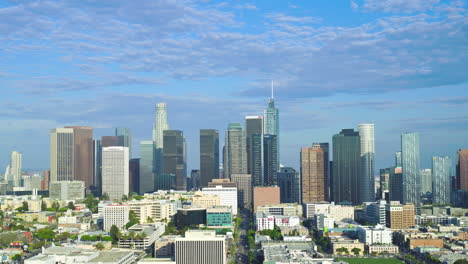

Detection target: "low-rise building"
[357, 225, 393, 245]
[155, 235, 180, 258]
[314, 214, 334, 231]
[256, 213, 300, 231]
[191, 192, 221, 209]
[256, 203, 302, 217]
[206, 206, 232, 227]
[118, 223, 165, 251]
[368, 244, 399, 254]
[103, 204, 129, 232]
[331, 239, 365, 255]
[385, 201, 415, 229]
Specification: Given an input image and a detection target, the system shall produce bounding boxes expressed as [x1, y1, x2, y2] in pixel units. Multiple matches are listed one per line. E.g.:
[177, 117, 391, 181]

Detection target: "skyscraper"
[432, 156, 452, 205]
[92, 139, 102, 196]
[389, 167, 403, 203]
[224, 123, 247, 179]
[231, 174, 252, 209]
[401, 133, 420, 205]
[200, 129, 219, 187]
[102, 147, 129, 201]
[395, 152, 402, 167]
[263, 134, 278, 186]
[129, 158, 140, 194]
[115, 127, 132, 158]
[456, 149, 468, 190]
[102, 136, 122, 148]
[264, 86, 279, 167]
[358, 124, 375, 203]
[163, 130, 186, 191]
[301, 144, 326, 203]
[420, 169, 432, 194]
[277, 167, 300, 204]
[140, 141, 155, 194]
[51, 126, 93, 189]
[10, 151, 22, 187]
[152, 103, 169, 177]
[246, 116, 263, 186]
[333, 129, 361, 205]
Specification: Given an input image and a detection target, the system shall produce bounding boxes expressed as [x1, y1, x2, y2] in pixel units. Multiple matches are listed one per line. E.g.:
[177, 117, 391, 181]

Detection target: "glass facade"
[115, 127, 132, 158]
[401, 133, 420, 205]
[163, 130, 186, 191]
[263, 134, 278, 186]
[264, 97, 279, 168]
[200, 129, 219, 187]
[246, 116, 263, 186]
[206, 211, 232, 227]
[358, 124, 375, 203]
[224, 123, 247, 179]
[432, 156, 452, 205]
[140, 141, 155, 194]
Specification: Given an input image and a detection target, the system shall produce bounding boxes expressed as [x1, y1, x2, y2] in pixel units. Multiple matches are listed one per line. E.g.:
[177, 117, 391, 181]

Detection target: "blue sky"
[0, 0, 467, 173]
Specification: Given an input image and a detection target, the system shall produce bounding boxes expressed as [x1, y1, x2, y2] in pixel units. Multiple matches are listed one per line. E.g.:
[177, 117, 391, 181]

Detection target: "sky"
[0, 0, 467, 174]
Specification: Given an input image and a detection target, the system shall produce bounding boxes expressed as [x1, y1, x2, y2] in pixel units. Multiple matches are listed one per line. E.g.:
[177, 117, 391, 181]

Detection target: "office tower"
[50, 126, 93, 189]
[102, 147, 129, 201]
[277, 167, 299, 203]
[231, 174, 252, 209]
[401, 133, 420, 205]
[224, 123, 247, 179]
[457, 149, 468, 190]
[200, 129, 219, 187]
[379, 168, 391, 200]
[420, 169, 432, 194]
[389, 167, 403, 203]
[313, 143, 331, 202]
[395, 152, 402, 167]
[253, 186, 280, 212]
[301, 144, 326, 203]
[358, 124, 375, 203]
[332, 129, 361, 205]
[264, 87, 280, 168]
[129, 158, 140, 194]
[49, 181, 85, 200]
[115, 127, 132, 158]
[41, 170, 50, 190]
[175, 230, 226, 264]
[263, 134, 278, 186]
[103, 204, 129, 231]
[208, 179, 237, 188]
[10, 151, 22, 187]
[102, 136, 122, 148]
[385, 201, 415, 229]
[152, 103, 169, 177]
[140, 141, 155, 194]
[202, 186, 238, 214]
[3, 165, 10, 184]
[191, 170, 200, 190]
[432, 156, 452, 205]
[163, 130, 186, 191]
[246, 116, 263, 186]
[92, 139, 102, 196]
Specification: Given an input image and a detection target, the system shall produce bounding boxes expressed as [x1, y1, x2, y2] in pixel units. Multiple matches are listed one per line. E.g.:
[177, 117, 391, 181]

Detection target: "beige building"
[386, 201, 415, 229]
[175, 230, 226, 264]
[300, 145, 325, 203]
[127, 200, 176, 223]
[332, 239, 365, 255]
[256, 203, 302, 217]
[231, 174, 252, 209]
[208, 179, 237, 188]
[27, 200, 42, 213]
[368, 244, 399, 254]
[155, 235, 180, 258]
[192, 192, 221, 208]
[253, 186, 280, 213]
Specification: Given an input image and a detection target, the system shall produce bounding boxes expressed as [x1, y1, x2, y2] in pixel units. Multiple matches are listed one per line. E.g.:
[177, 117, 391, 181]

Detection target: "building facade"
[103, 204, 129, 231]
[253, 186, 280, 213]
[263, 134, 278, 186]
[175, 230, 226, 264]
[264, 91, 279, 168]
[277, 167, 300, 204]
[456, 149, 468, 190]
[224, 123, 247, 179]
[200, 129, 219, 187]
[163, 130, 186, 191]
[358, 124, 375, 203]
[432, 156, 452, 205]
[301, 144, 326, 203]
[401, 133, 421, 205]
[153, 103, 170, 177]
[102, 147, 129, 201]
[231, 174, 252, 209]
[246, 116, 263, 186]
[202, 186, 237, 214]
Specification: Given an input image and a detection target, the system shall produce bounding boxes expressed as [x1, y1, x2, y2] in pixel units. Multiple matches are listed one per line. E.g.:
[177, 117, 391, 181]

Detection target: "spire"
[271, 80, 274, 99]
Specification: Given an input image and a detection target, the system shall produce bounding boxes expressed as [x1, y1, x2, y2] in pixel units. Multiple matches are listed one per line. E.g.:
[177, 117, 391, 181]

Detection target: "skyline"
[1, 0, 468, 172]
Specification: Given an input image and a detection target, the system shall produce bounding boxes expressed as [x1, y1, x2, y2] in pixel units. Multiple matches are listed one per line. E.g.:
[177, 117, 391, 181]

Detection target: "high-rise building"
[208, 179, 237, 188]
[456, 149, 468, 190]
[379, 168, 391, 200]
[395, 152, 402, 167]
[420, 169, 432, 194]
[253, 186, 280, 212]
[163, 130, 186, 191]
[301, 144, 326, 203]
[385, 201, 415, 229]
[175, 230, 226, 264]
[315, 143, 330, 202]
[103, 204, 129, 232]
[264, 87, 280, 169]
[246, 116, 263, 186]
[102, 147, 129, 201]
[263, 134, 278, 186]
[332, 129, 361, 205]
[115, 127, 132, 158]
[202, 186, 238, 214]
[389, 167, 403, 203]
[432, 156, 452, 205]
[200, 129, 219, 187]
[129, 158, 140, 194]
[277, 167, 300, 204]
[102, 136, 122, 148]
[231, 174, 252, 209]
[92, 139, 102, 196]
[152, 103, 169, 177]
[401, 133, 420, 205]
[50, 126, 93, 189]
[224, 123, 247, 179]
[191, 170, 200, 190]
[358, 124, 375, 203]
[49, 181, 85, 200]
[10, 151, 22, 187]
[41, 170, 50, 191]
[140, 141, 155, 194]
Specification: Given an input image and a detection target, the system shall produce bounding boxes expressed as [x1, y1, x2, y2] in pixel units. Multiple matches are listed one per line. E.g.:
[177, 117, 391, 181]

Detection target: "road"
[235, 209, 251, 264]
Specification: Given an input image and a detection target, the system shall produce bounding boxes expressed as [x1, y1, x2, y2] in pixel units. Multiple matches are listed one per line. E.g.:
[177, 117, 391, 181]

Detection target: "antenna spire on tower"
[271, 80, 274, 99]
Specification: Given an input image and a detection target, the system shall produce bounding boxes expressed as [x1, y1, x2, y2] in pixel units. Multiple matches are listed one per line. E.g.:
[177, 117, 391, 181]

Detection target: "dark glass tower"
[246, 116, 263, 186]
[200, 129, 219, 187]
[115, 127, 132, 158]
[140, 141, 155, 194]
[263, 134, 278, 186]
[277, 167, 300, 203]
[163, 130, 186, 191]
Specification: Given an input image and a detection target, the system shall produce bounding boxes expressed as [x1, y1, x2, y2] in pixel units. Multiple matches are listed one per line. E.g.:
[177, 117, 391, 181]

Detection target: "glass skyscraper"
[224, 123, 247, 179]
[163, 130, 186, 191]
[432, 156, 452, 205]
[420, 169, 432, 194]
[263, 134, 278, 186]
[200, 129, 219, 187]
[401, 133, 420, 205]
[246, 116, 263, 186]
[152, 103, 169, 177]
[358, 124, 375, 203]
[140, 141, 155, 194]
[115, 127, 132, 158]
[264, 91, 279, 167]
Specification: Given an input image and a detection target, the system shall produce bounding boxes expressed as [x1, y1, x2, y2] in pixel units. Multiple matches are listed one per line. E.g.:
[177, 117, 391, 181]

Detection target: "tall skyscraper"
[163, 130, 186, 191]
[263, 134, 278, 186]
[264, 85, 279, 167]
[140, 141, 155, 194]
[51, 126, 93, 189]
[301, 144, 326, 203]
[10, 151, 22, 187]
[129, 158, 140, 194]
[456, 149, 468, 190]
[224, 123, 247, 179]
[358, 124, 375, 203]
[115, 127, 132, 158]
[389, 167, 403, 203]
[333, 129, 361, 205]
[92, 139, 102, 196]
[152, 103, 170, 177]
[231, 174, 252, 209]
[102, 146, 129, 201]
[246, 116, 263, 186]
[102, 136, 122, 148]
[277, 167, 300, 203]
[395, 152, 402, 167]
[420, 169, 432, 194]
[401, 133, 420, 205]
[200, 129, 219, 187]
[432, 156, 452, 205]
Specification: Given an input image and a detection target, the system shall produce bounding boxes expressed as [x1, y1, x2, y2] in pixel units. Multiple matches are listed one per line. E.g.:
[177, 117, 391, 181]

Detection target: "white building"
[256, 213, 300, 231]
[256, 216, 275, 231]
[304, 202, 354, 222]
[358, 124, 375, 203]
[49, 181, 85, 200]
[10, 151, 22, 187]
[175, 230, 226, 264]
[202, 186, 237, 214]
[357, 225, 393, 245]
[104, 204, 129, 232]
[314, 214, 334, 231]
[102, 147, 129, 201]
[304, 202, 330, 218]
[119, 223, 166, 250]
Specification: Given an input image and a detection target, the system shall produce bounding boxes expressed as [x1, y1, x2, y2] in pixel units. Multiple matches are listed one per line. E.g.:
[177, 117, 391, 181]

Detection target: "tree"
[110, 225, 119, 243]
[122, 194, 128, 202]
[95, 242, 105, 251]
[352, 247, 361, 255]
[41, 201, 47, 211]
[52, 201, 60, 212]
[22, 201, 29, 211]
[67, 202, 75, 210]
[37, 228, 56, 241]
[454, 260, 468, 264]
[101, 236, 113, 241]
[146, 216, 154, 223]
[101, 193, 110, 201]
[125, 210, 139, 229]
[11, 254, 21, 261]
[57, 232, 71, 241]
